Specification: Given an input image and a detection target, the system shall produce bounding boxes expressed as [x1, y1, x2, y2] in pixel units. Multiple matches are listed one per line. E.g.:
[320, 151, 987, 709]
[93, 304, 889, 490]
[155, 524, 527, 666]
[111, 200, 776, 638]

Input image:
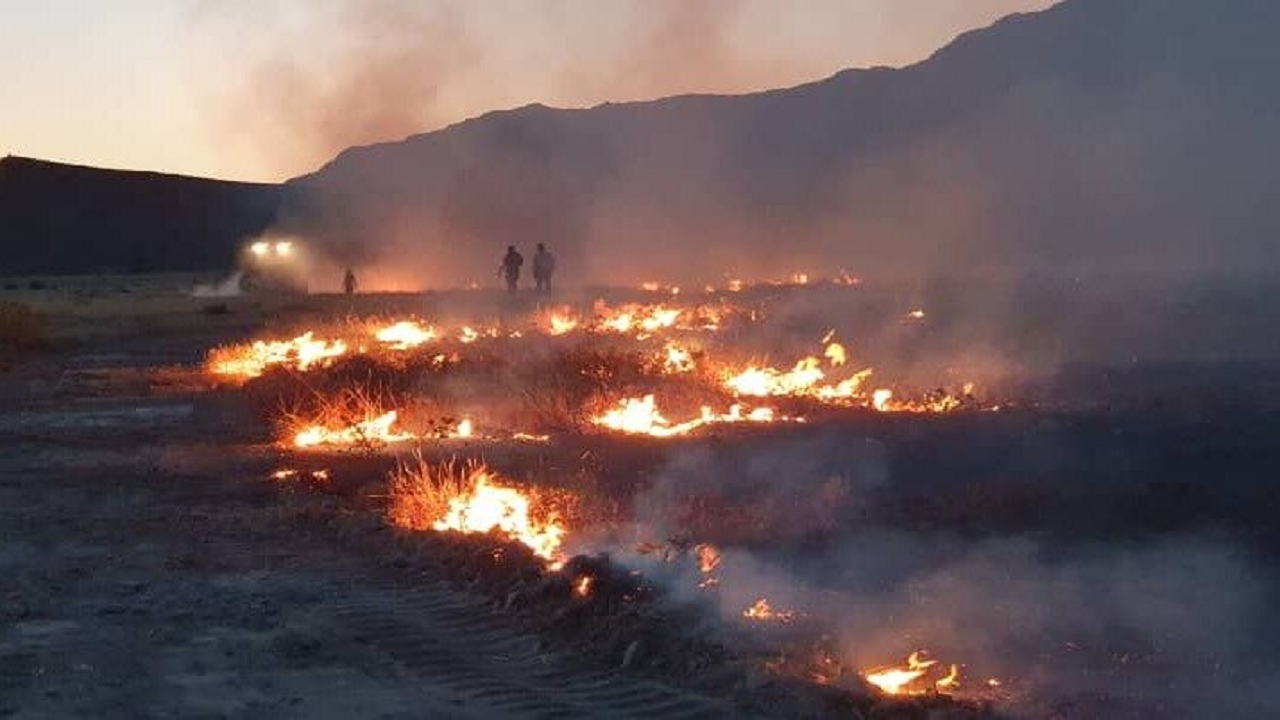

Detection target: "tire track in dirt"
[327, 577, 735, 719]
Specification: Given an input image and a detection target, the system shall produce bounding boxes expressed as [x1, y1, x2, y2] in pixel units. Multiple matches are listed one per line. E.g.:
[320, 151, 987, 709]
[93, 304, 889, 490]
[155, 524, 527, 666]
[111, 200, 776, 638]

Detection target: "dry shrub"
[276, 383, 410, 452]
[0, 302, 48, 361]
[387, 456, 482, 530]
[517, 345, 650, 431]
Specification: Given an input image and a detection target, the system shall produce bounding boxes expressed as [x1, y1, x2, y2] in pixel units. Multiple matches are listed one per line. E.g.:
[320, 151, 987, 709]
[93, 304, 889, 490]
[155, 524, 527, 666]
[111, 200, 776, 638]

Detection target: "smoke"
[202, 0, 479, 178]
[191, 270, 244, 298]
[614, 435, 1280, 718]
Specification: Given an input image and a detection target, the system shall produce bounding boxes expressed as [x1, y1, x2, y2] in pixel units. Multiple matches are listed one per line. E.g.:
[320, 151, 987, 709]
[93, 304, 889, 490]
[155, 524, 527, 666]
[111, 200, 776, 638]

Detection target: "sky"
[0, 0, 1054, 183]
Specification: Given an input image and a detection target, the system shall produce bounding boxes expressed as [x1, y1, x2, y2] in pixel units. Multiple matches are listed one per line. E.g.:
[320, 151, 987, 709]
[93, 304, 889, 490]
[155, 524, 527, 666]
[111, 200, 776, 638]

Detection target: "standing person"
[342, 267, 358, 295]
[499, 245, 524, 292]
[532, 243, 556, 293]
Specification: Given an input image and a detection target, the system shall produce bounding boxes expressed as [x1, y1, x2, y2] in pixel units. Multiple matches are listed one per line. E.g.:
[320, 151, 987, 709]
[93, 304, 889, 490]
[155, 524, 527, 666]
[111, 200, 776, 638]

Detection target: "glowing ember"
[906, 309, 926, 320]
[432, 470, 566, 561]
[209, 332, 348, 378]
[458, 327, 481, 343]
[742, 598, 796, 623]
[375, 320, 437, 350]
[292, 410, 416, 449]
[864, 651, 962, 695]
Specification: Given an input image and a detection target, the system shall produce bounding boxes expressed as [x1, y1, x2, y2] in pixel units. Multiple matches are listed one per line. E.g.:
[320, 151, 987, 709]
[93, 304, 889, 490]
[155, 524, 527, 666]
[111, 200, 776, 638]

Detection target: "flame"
[742, 598, 797, 623]
[906, 309, 926, 320]
[661, 342, 695, 373]
[824, 341, 848, 367]
[209, 331, 348, 378]
[872, 389, 894, 412]
[292, 410, 416, 449]
[432, 471, 566, 562]
[374, 320, 437, 350]
[592, 395, 789, 438]
[864, 651, 962, 695]
[695, 543, 722, 590]
[593, 302, 683, 336]
[574, 575, 593, 598]
[455, 418, 474, 438]
[723, 357, 828, 397]
[544, 309, 580, 336]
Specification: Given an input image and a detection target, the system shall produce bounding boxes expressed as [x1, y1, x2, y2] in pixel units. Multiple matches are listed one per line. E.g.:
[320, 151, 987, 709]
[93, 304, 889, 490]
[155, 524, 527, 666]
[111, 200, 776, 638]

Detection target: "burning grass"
[388, 458, 569, 563]
[208, 289, 1011, 715]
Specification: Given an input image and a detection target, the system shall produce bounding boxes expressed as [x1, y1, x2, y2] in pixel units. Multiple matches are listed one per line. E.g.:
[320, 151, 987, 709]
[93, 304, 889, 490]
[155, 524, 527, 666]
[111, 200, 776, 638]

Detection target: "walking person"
[532, 243, 556, 293]
[499, 245, 524, 292]
[342, 267, 358, 295]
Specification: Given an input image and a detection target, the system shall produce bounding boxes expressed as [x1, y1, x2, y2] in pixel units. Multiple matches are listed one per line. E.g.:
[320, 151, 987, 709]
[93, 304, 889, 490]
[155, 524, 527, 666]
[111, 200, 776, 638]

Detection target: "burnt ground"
[3, 285, 1280, 718]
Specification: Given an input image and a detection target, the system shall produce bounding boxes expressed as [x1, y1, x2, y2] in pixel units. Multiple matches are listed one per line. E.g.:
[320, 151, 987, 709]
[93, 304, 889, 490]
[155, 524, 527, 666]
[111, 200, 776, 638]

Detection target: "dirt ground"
[0, 288, 751, 719]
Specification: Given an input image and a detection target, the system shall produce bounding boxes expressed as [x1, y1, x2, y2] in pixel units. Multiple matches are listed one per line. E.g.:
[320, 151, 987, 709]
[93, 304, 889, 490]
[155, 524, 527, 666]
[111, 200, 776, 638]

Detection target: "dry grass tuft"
[387, 456, 481, 530]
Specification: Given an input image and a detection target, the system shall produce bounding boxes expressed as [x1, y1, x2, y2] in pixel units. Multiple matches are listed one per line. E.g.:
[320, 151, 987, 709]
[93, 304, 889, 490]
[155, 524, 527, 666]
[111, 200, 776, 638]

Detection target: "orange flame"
[374, 320, 438, 350]
[209, 331, 348, 378]
[292, 410, 416, 449]
[432, 470, 566, 562]
[864, 651, 962, 695]
[592, 395, 790, 438]
[742, 598, 797, 623]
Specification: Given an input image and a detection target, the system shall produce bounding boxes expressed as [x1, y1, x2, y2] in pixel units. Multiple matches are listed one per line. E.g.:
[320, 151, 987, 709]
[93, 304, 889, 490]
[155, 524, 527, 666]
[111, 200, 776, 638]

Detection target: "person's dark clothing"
[533, 249, 556, 292]
[343, 269, 357, 295]
[501, 249, 524, 292]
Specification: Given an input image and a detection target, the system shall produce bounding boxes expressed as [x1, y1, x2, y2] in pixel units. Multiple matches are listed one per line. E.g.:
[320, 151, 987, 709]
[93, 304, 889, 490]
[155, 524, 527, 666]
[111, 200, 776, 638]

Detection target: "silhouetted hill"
[0, 156, 282, 275]
[287, 0, 1280, 285]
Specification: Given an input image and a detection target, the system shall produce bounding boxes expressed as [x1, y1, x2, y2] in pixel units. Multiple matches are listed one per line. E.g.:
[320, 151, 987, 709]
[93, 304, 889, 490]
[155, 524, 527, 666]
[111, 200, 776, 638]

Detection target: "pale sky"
[0, 0, 1054, 182]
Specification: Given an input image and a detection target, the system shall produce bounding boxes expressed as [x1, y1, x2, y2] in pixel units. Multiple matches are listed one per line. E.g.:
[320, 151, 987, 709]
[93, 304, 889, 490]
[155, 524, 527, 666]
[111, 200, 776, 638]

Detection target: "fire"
[374, 320, 437, 350]
[591, 395, 789, 438]
[544, 309, 580, 336]
[906, 309, 926, 320]
[696, 544, 721, 588]
[824, 341, 848, 367]
[292, 410, 415, 449]
[574, 575, 593, 598]
[864, 651, 962, 695]
[593, 302, 683, 336]
[742, 598, 796, 623]
[209, 331, 348, 378]
[661, 342, 696, 373]
[431, 470, 566, 562]
[723, 357, 828, 397]
[455, 418, 474, 438]
[872, 389, 894, 412]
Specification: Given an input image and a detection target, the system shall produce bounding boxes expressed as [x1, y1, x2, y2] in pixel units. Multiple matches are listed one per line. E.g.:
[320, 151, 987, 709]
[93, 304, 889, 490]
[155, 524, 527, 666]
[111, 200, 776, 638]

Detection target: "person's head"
[537, 243, 546, 252]
[507, 245, 515, 252]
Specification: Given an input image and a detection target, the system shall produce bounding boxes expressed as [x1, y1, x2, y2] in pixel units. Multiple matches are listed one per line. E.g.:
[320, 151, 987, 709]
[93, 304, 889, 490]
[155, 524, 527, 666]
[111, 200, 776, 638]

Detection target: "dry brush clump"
[387, 455, 479, 531]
